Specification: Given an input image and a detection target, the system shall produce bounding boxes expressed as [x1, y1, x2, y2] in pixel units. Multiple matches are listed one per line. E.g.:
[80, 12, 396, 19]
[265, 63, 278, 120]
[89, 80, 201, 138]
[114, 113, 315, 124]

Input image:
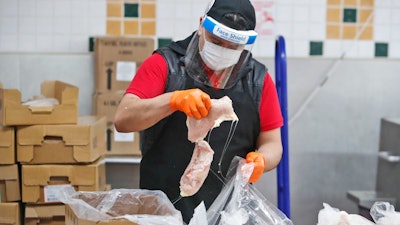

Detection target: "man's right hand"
[170, 88, 211, 119]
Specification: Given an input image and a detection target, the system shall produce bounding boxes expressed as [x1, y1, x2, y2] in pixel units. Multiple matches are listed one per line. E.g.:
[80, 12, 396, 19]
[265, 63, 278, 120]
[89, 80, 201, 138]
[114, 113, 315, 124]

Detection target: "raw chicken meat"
[187, 96, 238, 143]
[180, 140, 214, 197]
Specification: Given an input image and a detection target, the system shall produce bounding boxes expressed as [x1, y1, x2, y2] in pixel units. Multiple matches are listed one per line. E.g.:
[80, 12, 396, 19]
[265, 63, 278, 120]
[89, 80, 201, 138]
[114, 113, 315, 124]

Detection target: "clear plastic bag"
[58, 187, 183, 225]
[205, 156, 293, 225]
[370, 202, 400, 225]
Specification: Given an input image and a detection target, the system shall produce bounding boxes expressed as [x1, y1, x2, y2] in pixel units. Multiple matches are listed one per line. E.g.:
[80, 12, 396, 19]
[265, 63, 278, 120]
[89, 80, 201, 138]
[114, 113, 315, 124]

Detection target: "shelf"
[105, 155, 142, 164]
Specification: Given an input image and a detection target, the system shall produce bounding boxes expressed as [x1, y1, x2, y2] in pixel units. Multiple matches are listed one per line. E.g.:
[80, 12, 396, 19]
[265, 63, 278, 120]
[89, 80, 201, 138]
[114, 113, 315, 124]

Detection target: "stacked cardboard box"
[0, 81, 109, 225]
[92, 37, 154, 156]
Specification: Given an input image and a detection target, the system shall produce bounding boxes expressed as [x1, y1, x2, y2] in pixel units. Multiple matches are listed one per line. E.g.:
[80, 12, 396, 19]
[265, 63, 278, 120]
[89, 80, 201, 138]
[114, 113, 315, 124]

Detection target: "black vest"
[139, 35, 267, 223]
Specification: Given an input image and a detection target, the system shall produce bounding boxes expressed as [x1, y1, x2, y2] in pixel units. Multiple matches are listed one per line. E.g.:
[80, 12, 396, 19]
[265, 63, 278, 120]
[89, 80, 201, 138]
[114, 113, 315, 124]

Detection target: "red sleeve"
[259, 72, 284, 131]
[125, 53, 167, 98]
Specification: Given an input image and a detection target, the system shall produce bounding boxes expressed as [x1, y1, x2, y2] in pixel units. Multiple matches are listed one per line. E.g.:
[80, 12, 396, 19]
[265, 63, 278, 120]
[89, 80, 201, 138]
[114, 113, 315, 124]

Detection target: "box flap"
[0, 165, 18, 180]
[25, 205, 65, 219]
[0, 126, 13, 148]
[22, 161, 103, 186]
[41, 80, 79, 105]
[0, 203, 19, 224]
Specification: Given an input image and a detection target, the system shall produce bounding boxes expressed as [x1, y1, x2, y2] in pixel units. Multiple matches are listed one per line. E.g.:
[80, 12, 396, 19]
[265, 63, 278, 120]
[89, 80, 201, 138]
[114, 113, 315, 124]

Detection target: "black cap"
[206, 0, 256, 31]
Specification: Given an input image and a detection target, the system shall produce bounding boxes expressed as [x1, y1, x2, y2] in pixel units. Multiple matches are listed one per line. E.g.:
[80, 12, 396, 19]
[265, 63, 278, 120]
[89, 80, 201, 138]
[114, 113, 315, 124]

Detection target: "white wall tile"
[19, 0, 36, 17]
[374, 24, 391, 41]
[389, 42, 400, 58]
[157, 2, 176, 20]
[87, 0, 106, 18]
[275, 5, 293, 22]
[54, 17, 71, 35]
[19, 17, 36, 35]
[309, 5, 326, 23]
[324, 40, 342, 58]
[391, 24, 400, 40]
[292, 39, 309, 57]
[0, 0, 18, 16]
[0, 17, 18, 34]
[18, 35, 36, 52]
[157, 20, 175, 38]
[374, 8, 392, 24]
[293, 23, 309, 39]
[293, 6, 309, 22]
[70, 35, 88, 52]
[356, 41, 374, 58]
[309, 22, 325, 40]
[174, 2, 192, 20]
[0, 35, 18, 51]
[36, 35, 53, 52]
[71, 0, 89, 17]
[71, 18, 88, 35]
[36, 17, 53, 35]
[53, 35, 71, 52]
[54, 1, 71, 17]
[36, 0, 54, 17]
[87, 17, 105, 35]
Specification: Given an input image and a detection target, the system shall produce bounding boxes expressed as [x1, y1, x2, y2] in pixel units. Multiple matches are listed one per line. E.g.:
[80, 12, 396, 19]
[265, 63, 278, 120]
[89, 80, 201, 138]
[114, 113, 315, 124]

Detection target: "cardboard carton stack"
[0, 81, 109, 225]
[92, 37, 155, 156]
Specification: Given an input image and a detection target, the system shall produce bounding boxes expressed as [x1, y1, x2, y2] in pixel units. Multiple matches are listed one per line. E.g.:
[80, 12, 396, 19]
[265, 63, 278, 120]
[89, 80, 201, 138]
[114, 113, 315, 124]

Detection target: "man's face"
[198, 27, 244, 51]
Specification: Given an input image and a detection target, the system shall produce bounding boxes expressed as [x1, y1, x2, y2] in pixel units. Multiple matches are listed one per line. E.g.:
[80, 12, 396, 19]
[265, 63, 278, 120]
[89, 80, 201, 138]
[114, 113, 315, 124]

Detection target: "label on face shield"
[202, 16, 257, 45]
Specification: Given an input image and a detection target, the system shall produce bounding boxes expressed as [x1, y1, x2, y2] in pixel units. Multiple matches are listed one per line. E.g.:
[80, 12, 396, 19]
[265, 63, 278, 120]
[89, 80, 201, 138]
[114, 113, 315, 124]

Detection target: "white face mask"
[199, 38, 243, 71]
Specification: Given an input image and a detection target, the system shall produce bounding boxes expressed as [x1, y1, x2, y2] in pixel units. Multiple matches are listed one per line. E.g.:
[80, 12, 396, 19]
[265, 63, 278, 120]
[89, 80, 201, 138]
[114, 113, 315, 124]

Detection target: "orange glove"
[170, 88, 212, 119]
[246, 152, 266, 183]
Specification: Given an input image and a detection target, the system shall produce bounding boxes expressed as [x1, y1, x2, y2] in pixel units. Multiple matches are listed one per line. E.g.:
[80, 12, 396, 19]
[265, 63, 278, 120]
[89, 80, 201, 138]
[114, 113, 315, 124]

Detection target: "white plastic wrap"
[370, 202, 400, 225]
[59, 187, 183, 225]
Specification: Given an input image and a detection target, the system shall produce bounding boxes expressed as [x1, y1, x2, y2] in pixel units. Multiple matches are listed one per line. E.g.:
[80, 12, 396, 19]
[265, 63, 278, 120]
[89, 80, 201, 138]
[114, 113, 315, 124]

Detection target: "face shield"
[185, 16, 258, 89]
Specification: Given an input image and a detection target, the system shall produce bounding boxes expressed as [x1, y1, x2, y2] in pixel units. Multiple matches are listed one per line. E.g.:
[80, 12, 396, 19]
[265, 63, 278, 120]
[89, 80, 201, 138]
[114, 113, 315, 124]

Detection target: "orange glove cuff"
[246, 152, 266, 183]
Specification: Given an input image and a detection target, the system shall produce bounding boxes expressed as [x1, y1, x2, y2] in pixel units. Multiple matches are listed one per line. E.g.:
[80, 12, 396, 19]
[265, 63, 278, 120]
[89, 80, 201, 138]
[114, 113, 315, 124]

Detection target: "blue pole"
[274, 35, 290, 218]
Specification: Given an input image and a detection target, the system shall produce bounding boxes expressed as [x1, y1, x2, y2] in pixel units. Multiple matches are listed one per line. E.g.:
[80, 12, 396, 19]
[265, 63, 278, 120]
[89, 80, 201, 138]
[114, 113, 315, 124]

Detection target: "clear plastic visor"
[184, 16, 257, 89]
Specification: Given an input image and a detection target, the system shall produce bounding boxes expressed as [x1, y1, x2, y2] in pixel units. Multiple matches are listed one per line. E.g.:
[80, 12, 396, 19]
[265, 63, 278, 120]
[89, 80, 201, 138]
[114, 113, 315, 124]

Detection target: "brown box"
[93, 91, 123, 123]
[0, 164, 20, 202]
[25, 204, 65, 225]
[93, 92, 141, 156]
[17, 116, 107, 164]
[0, 202, 20, 225]
[0, 80, 79, 126]
[106, 125, 141, 156]
[21, 158, 106, 204]
[94, 37, 155, 92]
[0, 125, 15, 164]
[64, 190, 182, 225]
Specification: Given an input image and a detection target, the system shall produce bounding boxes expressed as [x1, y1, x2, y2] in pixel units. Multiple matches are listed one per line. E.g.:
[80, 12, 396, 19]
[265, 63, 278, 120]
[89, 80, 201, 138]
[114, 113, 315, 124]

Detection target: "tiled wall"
[0, 0, 399, 58]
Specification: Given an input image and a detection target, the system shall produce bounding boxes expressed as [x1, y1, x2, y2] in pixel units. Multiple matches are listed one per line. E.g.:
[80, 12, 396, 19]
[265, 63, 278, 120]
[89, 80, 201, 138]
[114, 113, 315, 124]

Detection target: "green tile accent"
[309, 41, 323, 56]
[89, 37, 95, 52]
[375, 42, 388, 57]
[158, 38, 173, 48]
[125, 3, 139, 18]
[343, 8, 357, 23]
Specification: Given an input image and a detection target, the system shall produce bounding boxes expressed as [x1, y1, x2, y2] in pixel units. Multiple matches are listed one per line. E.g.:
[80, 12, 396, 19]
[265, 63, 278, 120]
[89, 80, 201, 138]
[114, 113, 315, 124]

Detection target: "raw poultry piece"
[187, 96, 238, 143]
[180, 140, 214, 197]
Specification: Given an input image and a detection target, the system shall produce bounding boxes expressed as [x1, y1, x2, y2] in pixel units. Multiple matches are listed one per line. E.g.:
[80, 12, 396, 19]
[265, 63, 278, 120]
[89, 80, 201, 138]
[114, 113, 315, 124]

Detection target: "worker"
[114, 0, 283, 223]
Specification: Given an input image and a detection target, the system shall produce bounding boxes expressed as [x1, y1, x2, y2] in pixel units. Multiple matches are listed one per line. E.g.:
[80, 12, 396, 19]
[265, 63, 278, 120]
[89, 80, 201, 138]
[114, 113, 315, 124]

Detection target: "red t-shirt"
[125, 53, 283, 131]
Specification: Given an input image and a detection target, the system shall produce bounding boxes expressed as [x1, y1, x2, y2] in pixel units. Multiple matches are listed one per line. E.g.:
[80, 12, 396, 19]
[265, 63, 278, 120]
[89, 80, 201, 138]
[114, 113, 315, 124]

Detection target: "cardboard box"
[0, 164, 20, 202]
[105, 125, 141, 156]
[93, 92, 141, 156]
[94, 37, 155, 92]
[0, 202, 20, 225]
[93, 91, 123, 123]
[0, 80, 79, 126]
[0, 125, 15, 164]
[21, 158, 106, 204]
[25, 204, 65, 225]
[64, 189, 182, 225]
[17, 116, 107, 164]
